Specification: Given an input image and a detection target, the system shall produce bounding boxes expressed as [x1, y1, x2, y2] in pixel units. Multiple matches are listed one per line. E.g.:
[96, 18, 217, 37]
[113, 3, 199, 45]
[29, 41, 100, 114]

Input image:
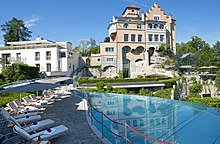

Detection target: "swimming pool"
[88, 92, 220, 144]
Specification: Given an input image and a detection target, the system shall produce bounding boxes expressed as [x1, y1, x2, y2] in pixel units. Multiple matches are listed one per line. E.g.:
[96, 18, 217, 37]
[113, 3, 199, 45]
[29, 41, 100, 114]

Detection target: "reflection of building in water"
[89, 93, 177, 144]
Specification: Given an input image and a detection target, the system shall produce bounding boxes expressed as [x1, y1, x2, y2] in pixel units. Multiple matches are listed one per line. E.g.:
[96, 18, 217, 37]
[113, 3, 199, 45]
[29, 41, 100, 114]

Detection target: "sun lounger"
[29, 94, 54, 105]
[0, 108, 41, 124]
[13, 125, 68, 143]
[9, 116, 54, 133]
[13, 100, 46, 112]
[22, 96, 48, 106]
[0, 107, 39, 119]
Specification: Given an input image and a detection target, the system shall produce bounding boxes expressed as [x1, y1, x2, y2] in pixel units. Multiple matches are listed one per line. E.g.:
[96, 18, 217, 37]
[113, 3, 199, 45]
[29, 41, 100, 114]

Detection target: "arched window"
[123, 23, 128, 28]
[154, 24, 158, 29]
[148, 24, 152, 29]
[159, 24, 164, 29]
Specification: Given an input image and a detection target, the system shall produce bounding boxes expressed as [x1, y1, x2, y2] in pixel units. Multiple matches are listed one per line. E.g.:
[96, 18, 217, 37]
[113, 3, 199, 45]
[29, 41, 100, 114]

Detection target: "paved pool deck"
[40, 95, 103, 144]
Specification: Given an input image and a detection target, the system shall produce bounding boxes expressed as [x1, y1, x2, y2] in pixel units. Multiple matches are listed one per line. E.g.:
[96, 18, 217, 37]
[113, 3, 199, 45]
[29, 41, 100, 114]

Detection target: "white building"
[0, 37, 79, 77]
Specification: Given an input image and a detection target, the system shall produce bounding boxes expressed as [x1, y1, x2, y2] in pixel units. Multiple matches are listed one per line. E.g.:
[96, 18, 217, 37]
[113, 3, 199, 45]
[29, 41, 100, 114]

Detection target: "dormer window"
[132, 9, 135, 12]
[123, 23, 128, 28]
[154, 15, 160, 21]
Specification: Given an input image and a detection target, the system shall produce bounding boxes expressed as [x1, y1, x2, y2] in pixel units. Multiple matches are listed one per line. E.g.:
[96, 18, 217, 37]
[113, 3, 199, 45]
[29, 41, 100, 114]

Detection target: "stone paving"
[41, 95, 103, 144]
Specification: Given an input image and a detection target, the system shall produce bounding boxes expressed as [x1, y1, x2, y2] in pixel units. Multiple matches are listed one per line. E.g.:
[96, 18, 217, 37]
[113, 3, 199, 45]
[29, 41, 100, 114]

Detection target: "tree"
[79, 39, 90, 56]
[1, 17, 32, 45]
[104, 37, 110, 42]
[197, 43, 215, 66]
[215, 70, 220, 91]
[213, 41, 220, 66]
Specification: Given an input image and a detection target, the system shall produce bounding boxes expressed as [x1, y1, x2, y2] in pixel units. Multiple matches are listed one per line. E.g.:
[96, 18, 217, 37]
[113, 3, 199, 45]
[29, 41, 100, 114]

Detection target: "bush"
[153, 88, 172, 99]
[191, 77, 197, 84]
[139, 88, 152, 96]
[78, 77, 170, 84]
[96, 81, 105, 90]
[117, 89, 128, 94]
[106, 85, 113, 92]
[188, 97, 220, 110]
[188, 93, 201, 98]
[189, 83, 202, 93]
[83, 88, 98, 92]
[160, 78, 178, 88]
[0, 92, 32, 107]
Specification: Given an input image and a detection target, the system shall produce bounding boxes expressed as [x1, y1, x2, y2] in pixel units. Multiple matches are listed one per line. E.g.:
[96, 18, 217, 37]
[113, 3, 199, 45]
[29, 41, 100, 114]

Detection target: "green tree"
[215, 70, 220, 91]
[118, 69, 123, 78]
[213, 41, 220, 66]
[104, 37, 110, 42]
[197, 43, 215, 66]
[1, 17, 32, 45]
[96, 81, 105, 90]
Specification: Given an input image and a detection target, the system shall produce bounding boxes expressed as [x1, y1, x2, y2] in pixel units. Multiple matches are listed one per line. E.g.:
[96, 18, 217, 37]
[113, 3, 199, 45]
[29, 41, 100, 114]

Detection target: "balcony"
[0, 44, 64, 51]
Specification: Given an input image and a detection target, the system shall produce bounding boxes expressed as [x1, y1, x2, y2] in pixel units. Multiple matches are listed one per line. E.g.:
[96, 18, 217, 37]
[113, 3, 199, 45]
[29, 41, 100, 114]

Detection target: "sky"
[0, 0, 220, 47]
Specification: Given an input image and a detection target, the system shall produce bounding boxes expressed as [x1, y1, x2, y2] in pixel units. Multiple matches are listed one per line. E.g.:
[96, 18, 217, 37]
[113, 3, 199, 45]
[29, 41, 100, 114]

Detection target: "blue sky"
[0, 0, 220, 46]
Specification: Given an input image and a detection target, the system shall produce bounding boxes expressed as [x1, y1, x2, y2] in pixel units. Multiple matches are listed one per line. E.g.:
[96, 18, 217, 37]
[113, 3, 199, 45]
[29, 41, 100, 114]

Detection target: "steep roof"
[122, 4, 140, 15]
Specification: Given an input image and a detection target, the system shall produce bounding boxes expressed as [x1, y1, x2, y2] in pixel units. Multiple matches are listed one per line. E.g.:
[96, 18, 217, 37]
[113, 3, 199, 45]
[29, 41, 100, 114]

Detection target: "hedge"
[188, 97, 220, 110]
[78, 77, 171, 84]
[0, 92, 32, 107]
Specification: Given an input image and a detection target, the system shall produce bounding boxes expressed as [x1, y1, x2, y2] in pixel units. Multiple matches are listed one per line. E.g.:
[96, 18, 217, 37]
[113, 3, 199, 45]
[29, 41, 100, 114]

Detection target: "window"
[124, 34, 129, 42]
[107, 110, 115, 115]
[159, 24, 164, 29]
[16, 53, 21, 61]
[131, 9, 135, 12]
[123, 23, 128, 28]
[137, 24, 142, 29]
[133, 120, 137, 127]
[107, 58, 114, 61]
[105, 47, 114, 52]
[154, 35, 159, 41]
[148, 34, 153, 41]
[154, 16, 160, 21]
[160, 35, 164, 42]
[148, 24, 152, 29]
[2, 54, 11, 64]
[154, 24, 158, 29]
[131, 34, 135, 42]
[46, 51, 51, 60]
[36, 64, 40, 71]
[138, 35, 142, 42]
[123, 60, 129, 64]
[46, 63, 51, 72]
[35, 52, 40, 61]
[97, 58, 100, 61]
[156, 118, 160, 125]
[60, 52, 66, 58]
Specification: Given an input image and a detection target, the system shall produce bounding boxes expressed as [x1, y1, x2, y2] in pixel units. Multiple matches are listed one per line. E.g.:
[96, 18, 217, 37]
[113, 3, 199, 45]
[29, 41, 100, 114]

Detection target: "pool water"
[88, 92, 220, 144]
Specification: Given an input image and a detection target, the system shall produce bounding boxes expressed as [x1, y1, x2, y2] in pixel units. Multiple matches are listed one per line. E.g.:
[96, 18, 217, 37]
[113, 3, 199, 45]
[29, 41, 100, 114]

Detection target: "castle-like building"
[88, 3, 176, 78]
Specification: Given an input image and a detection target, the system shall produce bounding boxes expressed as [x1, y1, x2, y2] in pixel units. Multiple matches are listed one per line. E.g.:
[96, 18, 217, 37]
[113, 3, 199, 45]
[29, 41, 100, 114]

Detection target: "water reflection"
[88, 92, 218, 144]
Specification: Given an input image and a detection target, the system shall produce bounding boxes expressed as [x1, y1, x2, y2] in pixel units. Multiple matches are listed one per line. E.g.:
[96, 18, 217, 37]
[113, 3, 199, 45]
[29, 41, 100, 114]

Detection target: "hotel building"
[0, 37, 79, 77]
[89, 3, 176, 78]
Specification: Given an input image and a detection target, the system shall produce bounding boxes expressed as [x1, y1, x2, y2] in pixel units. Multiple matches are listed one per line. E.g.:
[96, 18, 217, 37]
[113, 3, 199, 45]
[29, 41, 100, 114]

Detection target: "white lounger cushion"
[23, 119, 54, 133]
[14, 125, 68, 142]
[32, 125, 68, 141]
[18, 115, 41, 124]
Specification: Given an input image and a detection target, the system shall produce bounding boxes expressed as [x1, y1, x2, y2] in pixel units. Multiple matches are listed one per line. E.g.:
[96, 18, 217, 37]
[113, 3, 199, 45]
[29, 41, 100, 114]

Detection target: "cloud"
[24, 15, 40, 28]
[122, 0, 149, 8]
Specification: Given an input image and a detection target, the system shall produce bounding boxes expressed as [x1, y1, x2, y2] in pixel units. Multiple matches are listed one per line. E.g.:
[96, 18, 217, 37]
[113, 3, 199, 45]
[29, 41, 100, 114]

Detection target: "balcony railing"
[0, 44, 65, 50]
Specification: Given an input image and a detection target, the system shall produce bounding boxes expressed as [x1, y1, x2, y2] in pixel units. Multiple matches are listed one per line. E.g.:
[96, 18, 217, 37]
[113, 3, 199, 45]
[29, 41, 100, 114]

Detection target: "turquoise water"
[88, 92, 220, 144]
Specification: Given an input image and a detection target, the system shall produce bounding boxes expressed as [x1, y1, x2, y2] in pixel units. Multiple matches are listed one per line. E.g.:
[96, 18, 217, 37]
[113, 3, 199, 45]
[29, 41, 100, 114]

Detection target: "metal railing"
[84, 93, 171, 144]
[0, 44, 64, 50]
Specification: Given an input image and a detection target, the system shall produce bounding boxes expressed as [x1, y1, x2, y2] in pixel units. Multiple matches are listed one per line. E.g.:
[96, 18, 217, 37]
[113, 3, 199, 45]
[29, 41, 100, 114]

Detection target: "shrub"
[83, 88, 98, 92]
[0, 92, 32, 107]
[117, 89, 128, 94]
[106, 85, 113, 92]
[188, 97, 220, 110]
[189, 83, 202, 93]
[96, 81, 105, 90]
[160, 78, 178, 88]
[139, 88, 152, 96]
[191, 77, 197, 84]
[153, 88, 172, 99]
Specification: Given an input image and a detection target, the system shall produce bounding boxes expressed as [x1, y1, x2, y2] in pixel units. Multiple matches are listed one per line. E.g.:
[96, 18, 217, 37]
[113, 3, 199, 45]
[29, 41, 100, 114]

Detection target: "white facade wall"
[0, 40, 79, 77]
